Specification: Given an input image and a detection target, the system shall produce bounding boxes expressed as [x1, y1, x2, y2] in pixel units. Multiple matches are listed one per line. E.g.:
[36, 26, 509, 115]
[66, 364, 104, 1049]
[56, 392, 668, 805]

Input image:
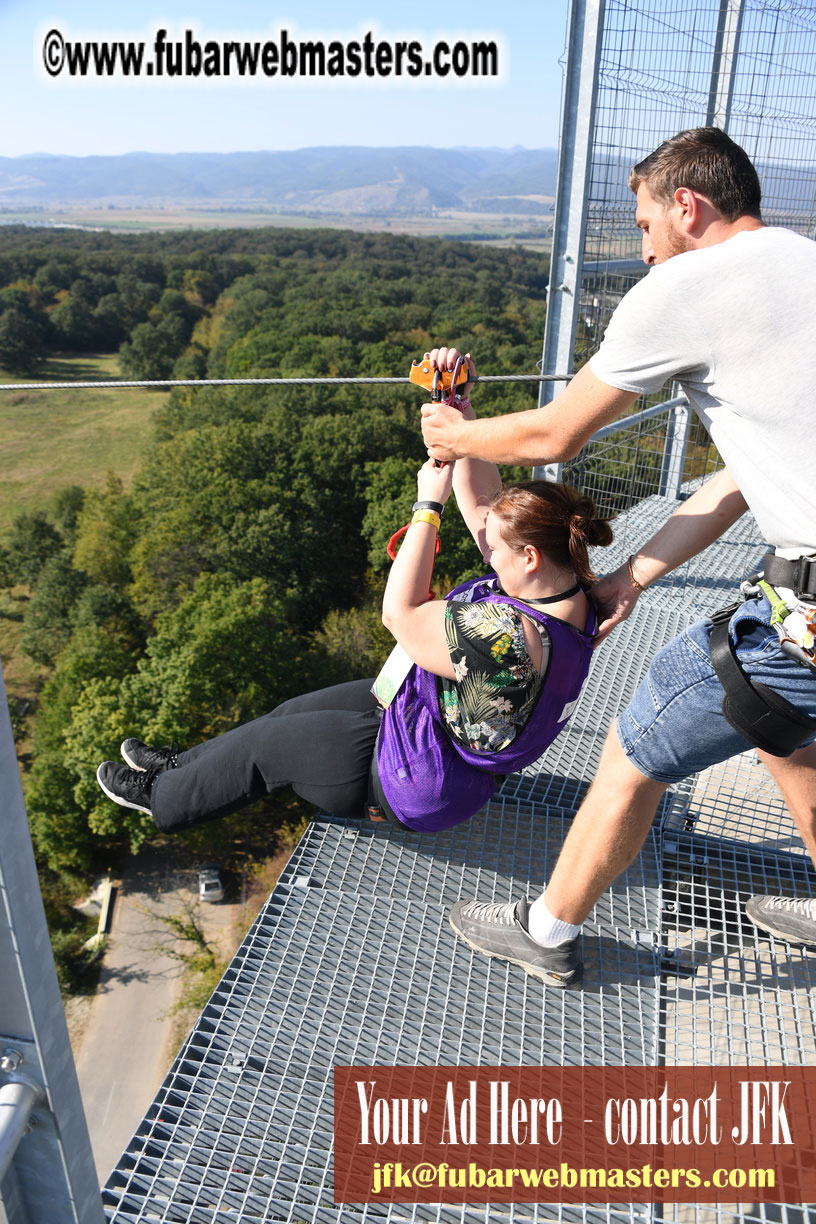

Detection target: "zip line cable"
[0, 372, 570, 392]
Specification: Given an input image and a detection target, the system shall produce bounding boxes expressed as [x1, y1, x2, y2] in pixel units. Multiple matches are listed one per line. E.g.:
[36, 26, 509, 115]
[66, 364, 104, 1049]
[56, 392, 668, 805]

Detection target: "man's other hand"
[420, 346, 476, 460]
[590, 567, 642, 647]
[421, 400, 468, 461]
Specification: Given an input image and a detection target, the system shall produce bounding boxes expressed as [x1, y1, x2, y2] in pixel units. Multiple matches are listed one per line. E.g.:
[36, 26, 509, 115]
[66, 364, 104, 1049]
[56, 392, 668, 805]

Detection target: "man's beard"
[666, 222, 694, 259]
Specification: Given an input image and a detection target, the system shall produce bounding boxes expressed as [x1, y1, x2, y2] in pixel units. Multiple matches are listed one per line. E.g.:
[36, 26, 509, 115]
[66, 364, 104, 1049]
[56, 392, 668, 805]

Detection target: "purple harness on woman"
[375, 574, 597, 832]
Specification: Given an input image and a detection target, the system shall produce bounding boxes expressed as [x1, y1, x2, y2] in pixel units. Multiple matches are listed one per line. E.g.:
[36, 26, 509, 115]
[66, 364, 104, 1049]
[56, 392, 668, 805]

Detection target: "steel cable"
[0, 372, 570, 392]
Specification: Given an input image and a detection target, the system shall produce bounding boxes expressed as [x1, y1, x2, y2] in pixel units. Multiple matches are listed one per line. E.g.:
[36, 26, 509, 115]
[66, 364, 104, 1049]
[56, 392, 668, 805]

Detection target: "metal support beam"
[659, 395, 692, 499]
[534, 0, 606, 483]
[0, 661, 104, 1224]
[591, 394, 687, 443]
[706, 0, 746, 129]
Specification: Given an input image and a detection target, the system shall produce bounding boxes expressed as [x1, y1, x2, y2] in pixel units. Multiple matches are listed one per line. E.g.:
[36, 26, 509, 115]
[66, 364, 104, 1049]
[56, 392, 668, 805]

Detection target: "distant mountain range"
[0, 147, 558, 215]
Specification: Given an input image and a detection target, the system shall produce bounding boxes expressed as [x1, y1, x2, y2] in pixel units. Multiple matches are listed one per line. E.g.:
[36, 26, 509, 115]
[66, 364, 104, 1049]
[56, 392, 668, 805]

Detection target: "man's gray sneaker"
[121, 738, 178, 773]
[449, 897, 582, 988]
[745, 895, 816, 946]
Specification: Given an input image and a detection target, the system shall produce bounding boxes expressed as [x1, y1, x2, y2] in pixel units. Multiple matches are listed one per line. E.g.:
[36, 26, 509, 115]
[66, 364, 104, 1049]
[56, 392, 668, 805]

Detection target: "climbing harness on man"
[709, 554, 816, 757]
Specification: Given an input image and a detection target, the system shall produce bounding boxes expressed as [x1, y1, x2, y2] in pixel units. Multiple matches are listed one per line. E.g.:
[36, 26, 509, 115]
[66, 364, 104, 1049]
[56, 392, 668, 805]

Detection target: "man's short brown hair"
[628, 127, 762, 222]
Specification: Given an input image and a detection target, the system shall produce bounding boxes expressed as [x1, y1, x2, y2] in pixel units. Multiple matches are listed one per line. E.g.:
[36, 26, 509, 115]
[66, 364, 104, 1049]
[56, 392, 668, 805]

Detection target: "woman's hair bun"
[570, 494, 596, 521]
[584, 516, 614, 548]
[568, 496, 613, 548]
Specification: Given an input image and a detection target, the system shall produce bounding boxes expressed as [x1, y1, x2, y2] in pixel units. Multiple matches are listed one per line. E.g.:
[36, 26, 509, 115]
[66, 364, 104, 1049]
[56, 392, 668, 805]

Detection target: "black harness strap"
[709, 604, 816, 757]
[762, 551, 816, 601]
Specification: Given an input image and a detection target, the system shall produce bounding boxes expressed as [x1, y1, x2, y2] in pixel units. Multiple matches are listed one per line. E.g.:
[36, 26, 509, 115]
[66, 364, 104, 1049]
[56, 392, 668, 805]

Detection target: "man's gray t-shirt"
[589, 226, 816, 554]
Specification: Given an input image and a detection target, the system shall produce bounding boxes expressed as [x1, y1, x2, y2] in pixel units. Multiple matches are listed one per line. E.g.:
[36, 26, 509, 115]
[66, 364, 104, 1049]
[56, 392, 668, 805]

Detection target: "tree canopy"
[3, 223, 552, 876]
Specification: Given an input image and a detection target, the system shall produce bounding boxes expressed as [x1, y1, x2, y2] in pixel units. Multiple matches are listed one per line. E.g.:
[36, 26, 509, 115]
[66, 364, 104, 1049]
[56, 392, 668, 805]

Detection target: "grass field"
[0, 352, 168, 535]
[0, 206, 554, 251]
[1, 352, 167, 750]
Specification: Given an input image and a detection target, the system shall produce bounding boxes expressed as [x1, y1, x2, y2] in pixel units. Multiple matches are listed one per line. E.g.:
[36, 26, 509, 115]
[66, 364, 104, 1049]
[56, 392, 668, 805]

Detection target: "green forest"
[0, 224, 552, 983]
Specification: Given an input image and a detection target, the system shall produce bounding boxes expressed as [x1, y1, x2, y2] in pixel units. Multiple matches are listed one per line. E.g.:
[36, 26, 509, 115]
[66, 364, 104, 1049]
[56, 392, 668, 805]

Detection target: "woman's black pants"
[150, 679, 382, 833]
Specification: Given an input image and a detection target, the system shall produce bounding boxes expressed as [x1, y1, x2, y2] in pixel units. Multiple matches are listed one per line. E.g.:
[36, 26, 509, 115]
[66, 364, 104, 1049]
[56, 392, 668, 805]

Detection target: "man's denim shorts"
[616, 592, 816, 784]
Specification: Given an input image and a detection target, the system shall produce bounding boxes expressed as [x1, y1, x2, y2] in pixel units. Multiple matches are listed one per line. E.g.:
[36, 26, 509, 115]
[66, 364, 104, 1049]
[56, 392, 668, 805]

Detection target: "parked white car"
[198, 865, 224, 904]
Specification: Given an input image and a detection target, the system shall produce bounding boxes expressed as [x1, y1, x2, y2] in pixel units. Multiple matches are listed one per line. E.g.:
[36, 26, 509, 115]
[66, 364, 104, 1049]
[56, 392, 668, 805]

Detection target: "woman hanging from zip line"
[95, 352, 613, 840]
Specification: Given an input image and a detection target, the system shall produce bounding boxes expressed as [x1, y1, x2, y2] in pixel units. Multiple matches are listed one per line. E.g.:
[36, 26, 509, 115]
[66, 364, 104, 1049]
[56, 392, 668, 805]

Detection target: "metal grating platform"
[592, 496, 766, 618]
[278, 803, 662, 934]
[103, 493, 816, 1223]
[661, 834, 816, 1067]
[659, 837, 816, 1224]
[662, 1205, 816, 1223]
[666, 756, 805, 859]
[103, 885, 660, 1224]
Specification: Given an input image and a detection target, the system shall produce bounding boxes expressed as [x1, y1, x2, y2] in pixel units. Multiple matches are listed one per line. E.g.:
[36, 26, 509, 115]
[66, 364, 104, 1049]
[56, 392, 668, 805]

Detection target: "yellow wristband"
[411, 509, 441, 530]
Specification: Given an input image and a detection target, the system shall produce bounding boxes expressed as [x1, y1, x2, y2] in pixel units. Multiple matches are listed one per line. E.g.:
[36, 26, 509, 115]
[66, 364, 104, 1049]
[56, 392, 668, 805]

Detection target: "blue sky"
[1, 0, 569, 156]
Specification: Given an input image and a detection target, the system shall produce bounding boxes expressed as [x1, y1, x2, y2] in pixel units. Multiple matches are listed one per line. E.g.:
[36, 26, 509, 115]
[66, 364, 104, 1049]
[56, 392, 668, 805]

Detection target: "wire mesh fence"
[582, 0, 816, 329]
[556, 0, 816, 530]
[562, 402, 722, 519]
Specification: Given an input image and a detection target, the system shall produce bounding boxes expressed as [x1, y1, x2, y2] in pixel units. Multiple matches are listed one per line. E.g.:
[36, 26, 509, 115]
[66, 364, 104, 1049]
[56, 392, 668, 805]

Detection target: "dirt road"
[73, 847, 240, 1182]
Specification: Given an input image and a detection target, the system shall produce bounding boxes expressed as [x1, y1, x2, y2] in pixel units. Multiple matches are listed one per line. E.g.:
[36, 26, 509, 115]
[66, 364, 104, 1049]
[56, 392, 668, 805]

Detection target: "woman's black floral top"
[438, 601, 550, 753]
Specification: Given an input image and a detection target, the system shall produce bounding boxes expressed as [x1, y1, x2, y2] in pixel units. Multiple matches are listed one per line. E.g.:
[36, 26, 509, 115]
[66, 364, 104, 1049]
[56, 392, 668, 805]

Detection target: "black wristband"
[413, 500, 445, 516]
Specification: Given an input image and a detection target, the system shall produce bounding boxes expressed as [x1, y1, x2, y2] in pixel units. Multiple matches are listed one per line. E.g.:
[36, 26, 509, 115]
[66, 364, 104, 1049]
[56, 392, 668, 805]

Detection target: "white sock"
[527, 895, 581, 948]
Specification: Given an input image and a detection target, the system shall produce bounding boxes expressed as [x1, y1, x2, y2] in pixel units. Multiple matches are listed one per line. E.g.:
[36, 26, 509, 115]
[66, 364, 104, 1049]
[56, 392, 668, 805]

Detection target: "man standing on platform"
[421, 127, 816, 986]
